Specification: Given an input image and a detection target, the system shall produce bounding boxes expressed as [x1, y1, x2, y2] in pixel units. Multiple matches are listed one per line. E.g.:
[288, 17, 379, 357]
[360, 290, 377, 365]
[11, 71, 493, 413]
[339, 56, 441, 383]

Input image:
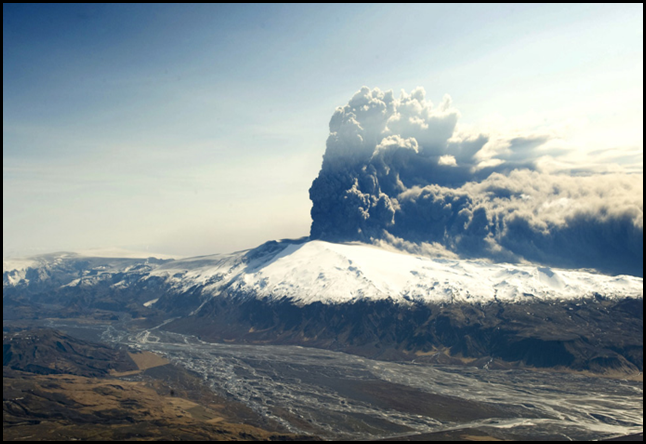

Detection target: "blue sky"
[3, 4, 643, 257]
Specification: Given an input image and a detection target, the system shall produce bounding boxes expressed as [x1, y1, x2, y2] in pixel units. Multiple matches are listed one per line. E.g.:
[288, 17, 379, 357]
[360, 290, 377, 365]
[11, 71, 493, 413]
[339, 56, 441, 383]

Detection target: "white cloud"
[438, 155, 457, 166]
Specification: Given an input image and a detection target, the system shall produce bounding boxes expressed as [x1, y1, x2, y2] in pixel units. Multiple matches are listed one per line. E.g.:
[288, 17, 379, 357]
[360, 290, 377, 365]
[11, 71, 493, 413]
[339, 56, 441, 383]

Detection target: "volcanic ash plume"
[309, 87, 643, 276]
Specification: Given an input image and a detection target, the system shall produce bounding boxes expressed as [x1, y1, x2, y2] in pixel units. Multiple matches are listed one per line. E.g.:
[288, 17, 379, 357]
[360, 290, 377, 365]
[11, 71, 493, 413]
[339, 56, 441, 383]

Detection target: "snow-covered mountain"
[3, 252, 170, 290]
[6, 239, 640, 305]
[3, 239, 643, 373]
[146, 240, 642, 306]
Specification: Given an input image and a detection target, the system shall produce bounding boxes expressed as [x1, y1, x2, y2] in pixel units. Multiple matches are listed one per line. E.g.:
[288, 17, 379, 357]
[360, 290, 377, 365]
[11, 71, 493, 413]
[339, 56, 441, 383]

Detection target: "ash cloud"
[309, 87, 643, 276]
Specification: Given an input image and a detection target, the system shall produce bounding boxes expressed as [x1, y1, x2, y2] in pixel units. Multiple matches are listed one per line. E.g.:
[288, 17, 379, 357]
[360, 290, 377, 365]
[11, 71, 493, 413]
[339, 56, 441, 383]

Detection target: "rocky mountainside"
[3, 329, 137, 376]
[3, 240, 643, 374]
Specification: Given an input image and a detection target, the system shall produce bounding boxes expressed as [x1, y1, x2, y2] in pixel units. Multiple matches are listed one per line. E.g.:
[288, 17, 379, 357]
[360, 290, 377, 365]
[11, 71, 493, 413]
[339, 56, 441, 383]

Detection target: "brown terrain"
[3, 329, 318, 441]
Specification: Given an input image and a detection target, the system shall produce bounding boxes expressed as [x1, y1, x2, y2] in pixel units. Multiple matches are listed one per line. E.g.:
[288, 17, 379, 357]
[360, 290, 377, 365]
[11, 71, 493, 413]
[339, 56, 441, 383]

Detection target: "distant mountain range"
[3, 239, 643, 375]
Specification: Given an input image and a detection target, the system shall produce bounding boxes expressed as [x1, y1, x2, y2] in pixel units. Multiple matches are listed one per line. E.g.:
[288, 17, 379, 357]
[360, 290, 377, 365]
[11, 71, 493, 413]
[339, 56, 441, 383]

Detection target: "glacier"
[4, 239, 643, 307]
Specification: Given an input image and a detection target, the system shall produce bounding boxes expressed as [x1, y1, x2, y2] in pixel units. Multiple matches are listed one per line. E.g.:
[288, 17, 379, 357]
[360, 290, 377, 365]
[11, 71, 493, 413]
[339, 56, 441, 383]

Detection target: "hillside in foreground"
[3, 329, 317, 441]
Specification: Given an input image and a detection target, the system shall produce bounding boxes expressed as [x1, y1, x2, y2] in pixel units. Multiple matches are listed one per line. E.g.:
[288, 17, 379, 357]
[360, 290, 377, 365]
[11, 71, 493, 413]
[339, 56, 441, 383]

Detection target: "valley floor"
[5, 319, 641, 441]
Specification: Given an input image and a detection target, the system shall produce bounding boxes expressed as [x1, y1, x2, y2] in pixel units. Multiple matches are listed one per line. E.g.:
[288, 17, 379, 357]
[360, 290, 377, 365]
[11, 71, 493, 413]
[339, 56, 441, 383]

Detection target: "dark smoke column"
[309, 86, 459, 242]
[308, 86, 644, 277]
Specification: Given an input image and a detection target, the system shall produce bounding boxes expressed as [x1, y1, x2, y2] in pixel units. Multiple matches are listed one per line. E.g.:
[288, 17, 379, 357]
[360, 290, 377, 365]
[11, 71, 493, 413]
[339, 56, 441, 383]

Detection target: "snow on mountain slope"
[3, 258, 39, 286]
[148, 240, 643, 306]
[3, 251, 170, 289]
[4, 240, 642, 305]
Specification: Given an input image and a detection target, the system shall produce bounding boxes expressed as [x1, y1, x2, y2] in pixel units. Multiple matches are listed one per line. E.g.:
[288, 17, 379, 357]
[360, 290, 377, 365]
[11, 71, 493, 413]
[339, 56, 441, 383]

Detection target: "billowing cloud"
[310, 87, 643, 277]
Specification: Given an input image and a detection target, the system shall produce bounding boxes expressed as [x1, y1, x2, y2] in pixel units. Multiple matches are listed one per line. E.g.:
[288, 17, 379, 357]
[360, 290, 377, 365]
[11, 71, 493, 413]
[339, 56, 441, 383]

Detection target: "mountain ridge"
[3, 239, 643, 375]
[5, 240, 642, 306]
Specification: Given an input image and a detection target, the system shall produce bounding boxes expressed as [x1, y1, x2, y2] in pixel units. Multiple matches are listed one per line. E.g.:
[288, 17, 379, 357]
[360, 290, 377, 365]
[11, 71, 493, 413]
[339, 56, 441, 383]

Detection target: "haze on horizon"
[3, 4, 643, 262]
